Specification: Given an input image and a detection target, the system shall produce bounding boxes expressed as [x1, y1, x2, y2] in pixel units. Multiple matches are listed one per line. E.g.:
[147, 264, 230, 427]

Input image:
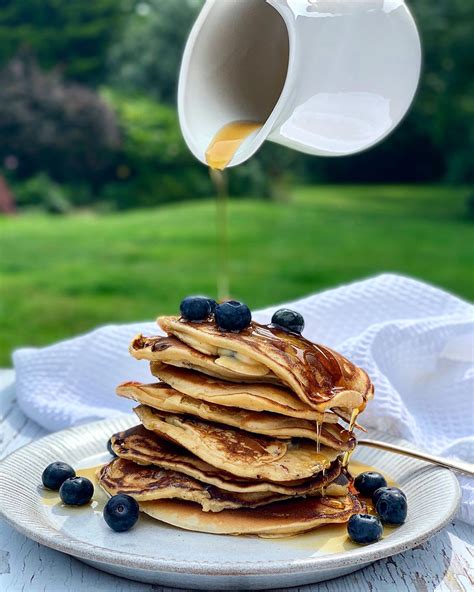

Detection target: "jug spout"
[178, 0, 421, 165]
[178, 0, 291, 167]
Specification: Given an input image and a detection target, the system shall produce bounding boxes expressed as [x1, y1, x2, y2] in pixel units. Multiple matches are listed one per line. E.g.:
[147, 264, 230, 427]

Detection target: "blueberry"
[59, 477, 94, 506]
[372, 486, 406, 507]
[215, 301, 251, 331]
[180, 296, 212, 321]
[347, 513, 383, 544]
[354, 471, 387, 497]
[107, 437, 117, 457]
[271, 309, 305, 334]
[42, 462, 76, 490]
[104, 494, 139, 532]
[376, 489, 407, 525]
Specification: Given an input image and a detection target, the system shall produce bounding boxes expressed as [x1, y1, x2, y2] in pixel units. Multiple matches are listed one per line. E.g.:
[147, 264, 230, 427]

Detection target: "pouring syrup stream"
[205, 121, 262, 300]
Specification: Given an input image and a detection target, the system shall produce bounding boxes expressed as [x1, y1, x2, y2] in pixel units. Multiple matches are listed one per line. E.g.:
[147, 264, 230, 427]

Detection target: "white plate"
[0, 415, 460, 590]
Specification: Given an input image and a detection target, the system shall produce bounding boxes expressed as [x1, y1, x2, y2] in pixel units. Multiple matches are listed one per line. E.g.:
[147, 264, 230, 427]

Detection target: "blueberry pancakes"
[98, 298, 374, 537]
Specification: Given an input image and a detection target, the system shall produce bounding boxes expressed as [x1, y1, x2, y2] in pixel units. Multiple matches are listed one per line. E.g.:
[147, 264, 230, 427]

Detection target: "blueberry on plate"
[354, 471, 387, 497]
[215, 301, 251, 331]
[271, 309, 305, 334]
[180, 296, 213, 321]
[347, 513, 383, 544]
[104, 494, 140, 532]
[375, 489, 408, 525]
[42, 462, 76, 490]
[372, 486, 406, 507]
[59, 476, 94, 506]
[107, 437, 117, 457]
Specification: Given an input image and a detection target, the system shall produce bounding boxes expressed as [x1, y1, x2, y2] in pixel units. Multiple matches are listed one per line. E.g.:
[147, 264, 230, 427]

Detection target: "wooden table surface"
[0, 370, 472, 592]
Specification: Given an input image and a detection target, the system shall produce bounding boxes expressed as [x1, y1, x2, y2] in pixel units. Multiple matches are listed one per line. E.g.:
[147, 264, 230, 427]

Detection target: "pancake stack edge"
[98, 313, 374, 537]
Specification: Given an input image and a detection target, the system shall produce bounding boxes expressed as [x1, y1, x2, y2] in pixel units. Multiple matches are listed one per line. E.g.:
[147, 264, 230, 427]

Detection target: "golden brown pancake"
[111, 425, 350, 496]
[98, 458, 289, 512]
[130, 334, 281, 383]
[149, 361, 338, 423]
[157, 316, 374, 412]
[135, 405, 340, 482]
[141, 493, 364, 537]
[117, 381, 355, 451]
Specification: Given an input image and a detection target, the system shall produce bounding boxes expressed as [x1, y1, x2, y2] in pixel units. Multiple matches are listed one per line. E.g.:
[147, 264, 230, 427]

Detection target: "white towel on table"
[13, 274, 474, 524]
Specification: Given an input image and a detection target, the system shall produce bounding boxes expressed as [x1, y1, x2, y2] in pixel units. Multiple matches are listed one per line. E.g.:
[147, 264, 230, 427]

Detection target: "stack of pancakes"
[99, 315, 374, 537]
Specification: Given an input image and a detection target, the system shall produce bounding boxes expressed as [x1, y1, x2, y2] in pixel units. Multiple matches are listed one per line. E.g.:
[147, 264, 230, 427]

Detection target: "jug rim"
[178, 0, 295, 167]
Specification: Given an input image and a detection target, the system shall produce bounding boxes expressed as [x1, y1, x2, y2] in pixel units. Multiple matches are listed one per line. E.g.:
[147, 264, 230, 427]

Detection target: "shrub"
[11, 173, 73, 214]
[102, 90, 212, 206]
[0, 0, 124, 85]
[0, 55, 121, 189]
[107, 0, 202, 105]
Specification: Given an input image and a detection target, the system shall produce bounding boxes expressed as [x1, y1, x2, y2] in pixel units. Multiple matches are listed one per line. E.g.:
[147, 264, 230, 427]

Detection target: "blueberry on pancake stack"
[98, 297, 374, 537]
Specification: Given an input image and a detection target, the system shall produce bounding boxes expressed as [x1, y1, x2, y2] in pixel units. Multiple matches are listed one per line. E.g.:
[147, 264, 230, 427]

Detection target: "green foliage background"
[0, 0, 125, 84]
[0, 0, 472, 212]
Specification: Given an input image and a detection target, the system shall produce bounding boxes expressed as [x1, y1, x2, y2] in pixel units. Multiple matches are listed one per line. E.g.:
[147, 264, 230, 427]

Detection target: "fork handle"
[358, 439, 474, 477]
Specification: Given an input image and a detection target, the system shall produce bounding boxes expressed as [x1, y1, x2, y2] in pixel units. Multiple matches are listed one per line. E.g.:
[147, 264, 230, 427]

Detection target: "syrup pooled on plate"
[205, 121, 261, 299]
[40, 465, 107, 514]
[272, 460, 399, 553]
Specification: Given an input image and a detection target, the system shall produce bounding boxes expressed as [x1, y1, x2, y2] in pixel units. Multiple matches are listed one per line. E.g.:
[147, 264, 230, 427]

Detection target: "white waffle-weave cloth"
[13, 274, 474, 523]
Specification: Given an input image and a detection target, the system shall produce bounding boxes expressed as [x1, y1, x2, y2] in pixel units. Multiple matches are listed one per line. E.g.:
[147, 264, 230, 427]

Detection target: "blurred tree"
[0, 0, 125, 84]
[108, 0, 203, 104]
[101, 89, 211, 207]
[0, 56, 121, 189]
[410, 0, 474, 182]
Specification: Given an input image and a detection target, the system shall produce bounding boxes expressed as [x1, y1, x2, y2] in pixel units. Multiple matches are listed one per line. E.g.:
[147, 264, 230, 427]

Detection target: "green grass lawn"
[1, 184, 472, 366]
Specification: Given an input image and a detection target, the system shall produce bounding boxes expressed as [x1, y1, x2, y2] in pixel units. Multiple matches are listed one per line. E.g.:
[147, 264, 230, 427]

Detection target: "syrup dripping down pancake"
[157, 316, 374, 412]
[141, 493, 364, 537]
[98, 458, 289, 512]
[111, 425, 349, 497]
[135, 405, 340, 482]
[118, 381, 355, 451]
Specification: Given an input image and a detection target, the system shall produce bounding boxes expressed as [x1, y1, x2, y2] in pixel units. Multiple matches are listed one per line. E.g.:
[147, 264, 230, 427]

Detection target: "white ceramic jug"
[178, 0, 421, 167]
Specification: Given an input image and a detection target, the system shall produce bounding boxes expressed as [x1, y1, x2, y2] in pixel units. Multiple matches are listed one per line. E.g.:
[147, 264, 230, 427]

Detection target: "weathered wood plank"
[0, 371, 472, 592]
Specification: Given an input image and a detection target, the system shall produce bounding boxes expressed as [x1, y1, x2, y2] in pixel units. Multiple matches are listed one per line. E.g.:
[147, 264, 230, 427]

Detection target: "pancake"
[117, 381, 355, 451]
[130, 334, 281, 384]
[149, 361, 337, 423]
[135, 405, 340, 482]
[98, 458, 289, 512]
[157, 316, 374, 412]
[141, 493, 364, 537]
[111, 425, 350, 496]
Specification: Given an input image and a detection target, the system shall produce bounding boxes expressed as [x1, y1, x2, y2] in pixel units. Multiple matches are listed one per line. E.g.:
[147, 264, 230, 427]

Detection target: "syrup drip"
[210, 168, 230, 300]
[315, 420, 322, 454]
[348, 409, 360, 432]
[205, 121, 262, 300]
[342, 408, 360, 467]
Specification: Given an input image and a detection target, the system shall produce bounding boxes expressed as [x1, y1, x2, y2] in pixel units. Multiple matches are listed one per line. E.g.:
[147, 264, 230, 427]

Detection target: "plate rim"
[0, 415, 461, 577]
